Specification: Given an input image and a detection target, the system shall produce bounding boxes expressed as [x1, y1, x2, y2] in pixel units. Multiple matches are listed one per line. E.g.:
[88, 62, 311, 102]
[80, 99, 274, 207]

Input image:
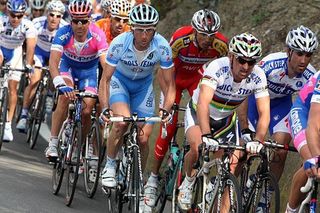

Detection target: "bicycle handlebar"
[301, 177, 314, 193]
[109, 116, 162, 123]
[264, 139, 297, 152]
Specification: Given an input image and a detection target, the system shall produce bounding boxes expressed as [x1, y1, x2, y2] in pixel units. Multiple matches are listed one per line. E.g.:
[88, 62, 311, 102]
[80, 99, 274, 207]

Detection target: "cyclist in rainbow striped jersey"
[45, 0, 108, 161]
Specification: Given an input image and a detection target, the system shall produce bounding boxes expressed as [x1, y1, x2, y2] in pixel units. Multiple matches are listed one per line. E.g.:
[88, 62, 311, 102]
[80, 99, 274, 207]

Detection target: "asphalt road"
[0, 119, 171, 213]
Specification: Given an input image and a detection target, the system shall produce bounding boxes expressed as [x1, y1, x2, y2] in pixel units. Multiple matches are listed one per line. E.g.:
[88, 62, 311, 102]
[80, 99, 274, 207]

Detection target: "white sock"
[49, 137, 58, 147]
[285, 203, 298, 213]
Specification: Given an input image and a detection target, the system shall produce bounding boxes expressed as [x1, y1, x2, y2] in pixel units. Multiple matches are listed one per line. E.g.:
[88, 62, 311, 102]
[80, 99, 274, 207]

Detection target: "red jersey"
[170, 26, 228, 81]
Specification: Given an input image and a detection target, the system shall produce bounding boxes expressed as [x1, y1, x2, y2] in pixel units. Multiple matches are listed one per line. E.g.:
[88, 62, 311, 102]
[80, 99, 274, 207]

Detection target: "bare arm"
[197, 84, 214, 135]
[98, 56, 116, 109]
[237, 98, 249, 130]
[306, 102, 320, 157]
[25, 37, 37, 65]
[158, 66, 175, 112]
[49, 50, 62, 79]
[255, 96, 270, 142]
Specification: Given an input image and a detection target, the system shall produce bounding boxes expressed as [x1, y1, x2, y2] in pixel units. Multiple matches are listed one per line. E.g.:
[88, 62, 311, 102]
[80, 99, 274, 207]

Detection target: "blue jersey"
[106, 32, 174, 80]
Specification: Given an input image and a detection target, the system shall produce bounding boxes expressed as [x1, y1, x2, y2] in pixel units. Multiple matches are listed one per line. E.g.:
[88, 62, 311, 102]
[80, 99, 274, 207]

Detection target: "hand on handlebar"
[303, 156, 320, 178]
[202, 134, 219, 152]
[99, 108, 113, 124]
[246, 140, 263, 154]
[159, 108, 172, 123]
[241, 128, 256, 143]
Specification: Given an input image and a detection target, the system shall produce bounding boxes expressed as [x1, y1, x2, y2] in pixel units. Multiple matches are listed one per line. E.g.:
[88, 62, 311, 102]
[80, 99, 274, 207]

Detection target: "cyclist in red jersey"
[143, 9, 228, 209]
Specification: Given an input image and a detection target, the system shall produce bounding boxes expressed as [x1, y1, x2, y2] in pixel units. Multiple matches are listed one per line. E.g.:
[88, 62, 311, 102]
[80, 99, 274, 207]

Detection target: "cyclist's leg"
[286, 106, 312, 210]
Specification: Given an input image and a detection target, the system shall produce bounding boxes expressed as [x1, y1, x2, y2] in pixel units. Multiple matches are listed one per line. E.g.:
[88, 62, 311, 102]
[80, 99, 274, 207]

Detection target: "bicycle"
[103, 113, 163, 213]
[26, 66, 51, 149]
[240, 139, 297, 213]
[299, 175, 319, 212]
[0, 64, 27, 150]
[15, 67, 29, 123]
[51, 89, 98, 206]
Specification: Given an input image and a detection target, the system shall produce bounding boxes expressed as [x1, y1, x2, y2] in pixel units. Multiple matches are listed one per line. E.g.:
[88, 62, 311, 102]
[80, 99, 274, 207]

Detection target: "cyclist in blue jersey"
[99, 3, 175, 190]
[237, 26, 318, 212]
[16, 0, 67, 132]
[0, 0, 37, 141]
[44, 0, 108, 161]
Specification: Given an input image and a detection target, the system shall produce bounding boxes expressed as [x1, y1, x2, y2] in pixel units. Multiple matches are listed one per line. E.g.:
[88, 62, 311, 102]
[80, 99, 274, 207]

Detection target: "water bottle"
[244, 174, 256, 199]
[169, 144, 180, 170]
[205, 176, 216, 203]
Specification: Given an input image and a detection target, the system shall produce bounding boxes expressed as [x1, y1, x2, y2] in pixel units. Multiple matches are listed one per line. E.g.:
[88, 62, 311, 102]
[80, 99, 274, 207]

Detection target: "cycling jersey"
[91, 13, 102, 22]
[95, 18, 130, 45]
[289, 71, 320, 152]
[106, 31, 173, 80]
[247, 52, 316, 134]
[33, 16, 67, 66]
[51, 23, 108, 93]
[191, 57, 269, 121]
[154, 26, 228, 160]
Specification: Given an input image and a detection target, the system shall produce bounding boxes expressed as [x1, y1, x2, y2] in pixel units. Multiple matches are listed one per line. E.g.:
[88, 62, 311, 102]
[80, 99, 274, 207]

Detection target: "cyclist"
[29, 0, 46, 19]
[0, 0, 7, 15]
[144, 9, 228, 208]
[16, 0, 67, 132]
[44, 0, 108, 161]
[99, 3, 175, 190]
[238, 25, 318, 212]
[0, 0, 37, 141]
[284, 72, 320, 212]
[91, 0, 111, 21]
[176, 33, 270, 211]
[95, 0, 131, 45]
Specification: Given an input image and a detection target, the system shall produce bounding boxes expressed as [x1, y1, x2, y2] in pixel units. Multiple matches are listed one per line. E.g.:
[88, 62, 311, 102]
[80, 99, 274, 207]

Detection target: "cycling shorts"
[34, 46, 50, 67]
[59, 58, 98, 94]
[184, 101, 239, 145]
[247, 94, 292, 135]
[109, 71, 155, 119]
[0, 46, 24, 81]
[288, 106, 308, 153]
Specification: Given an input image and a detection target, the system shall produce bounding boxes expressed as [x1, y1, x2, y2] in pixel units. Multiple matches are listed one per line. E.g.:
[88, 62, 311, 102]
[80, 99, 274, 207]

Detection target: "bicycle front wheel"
[84, 119, 102, 198]
[128, 146, 141, 213]
[210, 173, 242, 213]
[244, 173, 280, 213]
[52, 130, 66, 195]
[0, 87, 8, 150]
[65, 122, 82, 206]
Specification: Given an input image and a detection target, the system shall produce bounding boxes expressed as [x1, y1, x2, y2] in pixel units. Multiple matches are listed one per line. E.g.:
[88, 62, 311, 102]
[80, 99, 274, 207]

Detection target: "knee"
[112, 122, 129, 135]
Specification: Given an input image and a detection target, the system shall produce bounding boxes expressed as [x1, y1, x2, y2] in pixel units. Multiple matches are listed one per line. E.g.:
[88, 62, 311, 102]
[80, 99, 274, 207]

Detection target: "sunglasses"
[33, 8, 44, 12]
[0, 1, 6, 5]
[112, 16, 129, 23]
[9, 12, 23, 19]
[132, 27, 156, 34]
[236, 56, 256, 66]
[72, 19, 89, 25]
[295, 51, 313, 58]
[197, 31, 216, 37]
[49, 13, 62, 18]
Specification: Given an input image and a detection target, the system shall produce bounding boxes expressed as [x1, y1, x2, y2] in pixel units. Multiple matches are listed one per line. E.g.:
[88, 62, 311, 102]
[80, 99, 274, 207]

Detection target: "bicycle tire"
[244, 173, 280, 213]
[104, 186, 123, 213]
[0, 87, 8, 150]
[171, 157, 185, 213]
[65, 121, 82, 206]
[209, 173, 242, 213]
[15, 74, 27, 123]
[84, 119, 102, 198]
[52, 125, 66, 195]
[29, 87, 47, 149]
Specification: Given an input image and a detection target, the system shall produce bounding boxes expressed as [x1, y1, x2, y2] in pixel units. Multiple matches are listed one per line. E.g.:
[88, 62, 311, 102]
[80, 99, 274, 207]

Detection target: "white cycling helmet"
[191, 9, 220, 35]
[47, 0, 65, 14]
[30, 0, 46, 10]
[68, 0, 92, 18]
[110, 0, 131, 18]
[286, 25, 318, 53]
[229, 33, 262, 59]
[100, 0, 111, 11]
[129, 3, 159, 26]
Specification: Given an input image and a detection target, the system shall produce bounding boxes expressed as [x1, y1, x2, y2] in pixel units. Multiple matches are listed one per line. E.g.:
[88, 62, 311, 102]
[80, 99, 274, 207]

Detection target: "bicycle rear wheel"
[244, 173, 280, 213]
[210, 173, 242, 213]
[0, 87, 8, 150]
[84, 119, 102, 198]
[65, 122, 82, 206]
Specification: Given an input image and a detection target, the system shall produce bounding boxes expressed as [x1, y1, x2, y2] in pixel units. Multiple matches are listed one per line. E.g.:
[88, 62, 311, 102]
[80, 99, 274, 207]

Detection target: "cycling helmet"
[100, 0, 111, 11]
[129, 3, 159, 26]
[68, 0, 92, 18]
[47, 0, 65, 14]
[7, 0, 27, 13]
[30, 0, 46, 10]
[229, 33, 262, 59]
[110, 0, 131, 18]
[191, 9, 220, 35]
[286, 25, 318, 53]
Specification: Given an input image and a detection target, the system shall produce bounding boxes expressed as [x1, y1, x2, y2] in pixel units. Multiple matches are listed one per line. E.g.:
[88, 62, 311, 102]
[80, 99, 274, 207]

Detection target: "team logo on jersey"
[315, 79, 320, 91]
[147, 53, 153, 60]
[258, 60, 265, 66]
[183, 37, 190, 45]
[296, 81, 303, 88]
[279, 72, 286, 81]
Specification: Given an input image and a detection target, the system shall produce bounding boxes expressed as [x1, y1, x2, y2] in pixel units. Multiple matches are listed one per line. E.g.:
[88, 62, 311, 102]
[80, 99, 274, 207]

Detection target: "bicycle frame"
[300, 178, 318, 213]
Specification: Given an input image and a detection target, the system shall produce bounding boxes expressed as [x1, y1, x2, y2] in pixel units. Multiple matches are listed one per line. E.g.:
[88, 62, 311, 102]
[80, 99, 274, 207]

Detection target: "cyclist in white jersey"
[0, 0, 37, 141]
[177, 33, 270, 211]
[99, 4, 175, 189]
[16, 0, 67, 132]
[237, 25, 318, 212]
